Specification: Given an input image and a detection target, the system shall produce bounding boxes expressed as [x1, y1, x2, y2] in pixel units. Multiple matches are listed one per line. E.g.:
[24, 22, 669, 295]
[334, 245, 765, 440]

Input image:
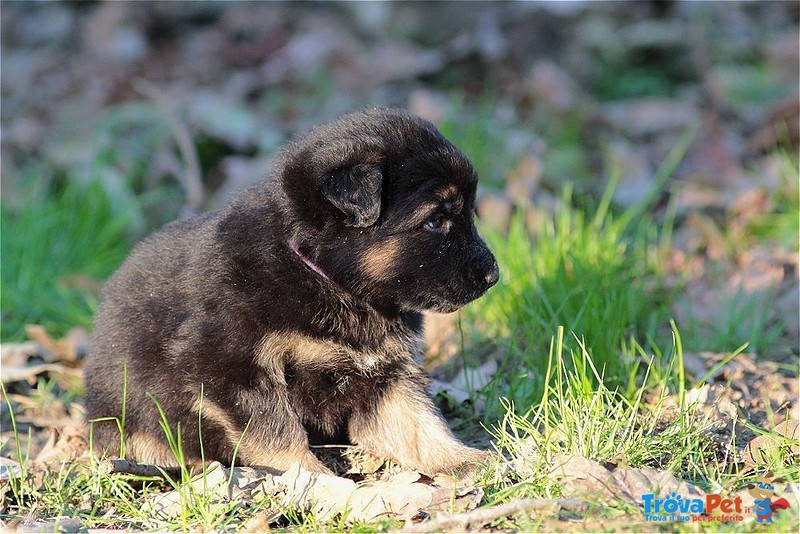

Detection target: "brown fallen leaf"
[526, 60, 576, 112]
[602, 98, 698, 137]
[679, 125, 750, 189]
[608, 465, 705, 504]
[505, 150, 543, 204]
[1, 362, 82, 386]
[24, 325, 88, 364]
[1, 325, 87, 385]
[346, 471, 432, 521]
[408, 89, 448, 125]
[145, 461, 234, 520]
[728, 187, 773, 224]
[0, 341, 40, 369]
[742, 420, 800, 467]
[341, 445, 385, 475]
[146, 461, 483, 524]
[747, 95, 800, 154]
[429, 359, 497, 408]
[548, 455, 614, 502]
[33, 424, 88, 463]
[548, 454, 706, 505]
[672, 181, 726, 215]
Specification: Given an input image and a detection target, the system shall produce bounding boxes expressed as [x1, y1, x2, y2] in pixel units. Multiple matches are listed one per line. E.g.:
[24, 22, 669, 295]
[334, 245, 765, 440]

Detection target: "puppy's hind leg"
[192, 392, 330, 474]
[348, 378, 487, 477]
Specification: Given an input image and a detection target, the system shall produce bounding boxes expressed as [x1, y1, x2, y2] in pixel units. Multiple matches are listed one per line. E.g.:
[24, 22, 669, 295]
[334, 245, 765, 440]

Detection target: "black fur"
[85, 108, 499, 474]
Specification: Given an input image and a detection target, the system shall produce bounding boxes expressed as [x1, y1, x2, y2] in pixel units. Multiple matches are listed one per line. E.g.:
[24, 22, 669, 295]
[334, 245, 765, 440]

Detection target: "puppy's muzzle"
[469, 254, 500, 291]
[484, 260, 500, 287]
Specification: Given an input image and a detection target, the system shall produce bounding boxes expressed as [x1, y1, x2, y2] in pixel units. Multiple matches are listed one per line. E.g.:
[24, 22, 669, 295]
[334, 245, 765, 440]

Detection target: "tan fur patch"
[192, 396, 265, 466]
[126, 431, 183, 466]
[192, 397, 241, 448]
[360, 237, 402, 280]
[434, 185, 464, 213]
[254, 333, 353, 375]
[435, 184, 460, 200]
[190, 395, 326, 472]
[254, 331, 411, 373]
[349, 381, 486, 475]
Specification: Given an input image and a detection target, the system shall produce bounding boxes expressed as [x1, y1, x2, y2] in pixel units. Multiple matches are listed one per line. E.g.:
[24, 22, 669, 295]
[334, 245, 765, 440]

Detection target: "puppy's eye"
[424, 214, 447, 231]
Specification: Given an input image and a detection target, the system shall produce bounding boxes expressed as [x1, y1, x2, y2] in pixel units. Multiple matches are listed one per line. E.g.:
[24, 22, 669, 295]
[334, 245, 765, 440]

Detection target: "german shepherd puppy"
[85, 108, 499, 475]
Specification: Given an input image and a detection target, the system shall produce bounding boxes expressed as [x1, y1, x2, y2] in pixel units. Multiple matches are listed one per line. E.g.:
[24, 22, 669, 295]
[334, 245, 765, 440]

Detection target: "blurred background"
[1, 7, 799, 526]
[1, 1, 798, 360]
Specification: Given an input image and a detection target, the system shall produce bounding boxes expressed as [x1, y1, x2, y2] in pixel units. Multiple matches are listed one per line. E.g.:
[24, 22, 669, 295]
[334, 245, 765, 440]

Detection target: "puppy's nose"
[484, 261, 499, 287]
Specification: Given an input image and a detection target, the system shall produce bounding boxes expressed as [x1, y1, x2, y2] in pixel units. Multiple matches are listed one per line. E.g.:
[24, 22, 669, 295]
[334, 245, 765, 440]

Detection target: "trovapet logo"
[747, 471, 791, 524]
[643, 492, 747, 523]
[642, 470, 791, 524]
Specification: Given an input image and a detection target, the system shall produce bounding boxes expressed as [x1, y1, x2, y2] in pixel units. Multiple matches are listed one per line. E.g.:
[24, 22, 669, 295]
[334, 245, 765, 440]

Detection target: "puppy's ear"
[321, 163, 383, 227]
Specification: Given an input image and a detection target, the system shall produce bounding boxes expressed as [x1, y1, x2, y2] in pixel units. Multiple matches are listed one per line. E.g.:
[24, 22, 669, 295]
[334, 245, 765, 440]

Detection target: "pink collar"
[287, 239, 330, 281]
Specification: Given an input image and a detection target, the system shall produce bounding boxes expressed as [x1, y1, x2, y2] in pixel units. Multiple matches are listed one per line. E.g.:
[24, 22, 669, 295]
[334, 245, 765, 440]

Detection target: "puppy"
[85, 108, 499, 475]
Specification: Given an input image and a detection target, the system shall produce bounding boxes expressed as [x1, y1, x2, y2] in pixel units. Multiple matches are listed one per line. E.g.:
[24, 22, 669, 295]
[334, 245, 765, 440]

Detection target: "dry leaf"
[0, 341, 40, 368]
[602, 98, 697, 137]
[506, 151, 543, 203]
[145, 461, 482, 524]
[346, 471, 432, 521]
[0, 325, 86, 385]
[608, 466, 705, 504]
[1, 362, 81, 386]
[549, 455, 614, 502]
[24, 325, 88, 363]
[742, 420, 800, 466]
[429, 359, 497, 407]
[144, 461, 233, 520]
[33, 424, 88, 463]
[548, 455, 705, 505]
[527, 60, 576, 112]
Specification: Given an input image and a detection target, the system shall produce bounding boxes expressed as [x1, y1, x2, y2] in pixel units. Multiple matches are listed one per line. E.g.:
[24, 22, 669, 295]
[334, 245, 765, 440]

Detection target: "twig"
[99, 458, 172, 478]
[402, 498, 591, 533]
[132, 78, 204, 213]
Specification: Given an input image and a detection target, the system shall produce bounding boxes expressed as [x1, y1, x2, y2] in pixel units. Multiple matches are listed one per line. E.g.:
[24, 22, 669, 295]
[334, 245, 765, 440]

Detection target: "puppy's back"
[85, 213, 215, 458]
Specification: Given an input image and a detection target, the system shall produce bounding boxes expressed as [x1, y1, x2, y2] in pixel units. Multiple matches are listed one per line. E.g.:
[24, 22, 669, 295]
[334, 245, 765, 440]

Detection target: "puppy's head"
[279, 108, 498, 314]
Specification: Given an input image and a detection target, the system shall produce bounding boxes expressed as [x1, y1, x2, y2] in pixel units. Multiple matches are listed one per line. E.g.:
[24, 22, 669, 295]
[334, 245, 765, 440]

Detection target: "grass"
[7, 319, 796, 531]
[1, 105, 797, 531]
[480, 326, 798, 532]
[468, 189, 667, 414]
[0, 100, 191, 341]
[461, 129, 696, 416]
[0, 176, 135, 340]
[746, 145, 800, 248]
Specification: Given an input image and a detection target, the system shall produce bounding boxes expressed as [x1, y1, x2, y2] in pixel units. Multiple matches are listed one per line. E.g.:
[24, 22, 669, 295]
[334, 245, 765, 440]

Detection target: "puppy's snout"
[470, 255, 499, 289]
[484, 260, 500, 287]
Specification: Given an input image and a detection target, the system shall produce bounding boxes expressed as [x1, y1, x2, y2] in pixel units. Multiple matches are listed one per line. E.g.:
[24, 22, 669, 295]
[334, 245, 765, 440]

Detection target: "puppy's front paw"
[431, 446, 490, 485]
